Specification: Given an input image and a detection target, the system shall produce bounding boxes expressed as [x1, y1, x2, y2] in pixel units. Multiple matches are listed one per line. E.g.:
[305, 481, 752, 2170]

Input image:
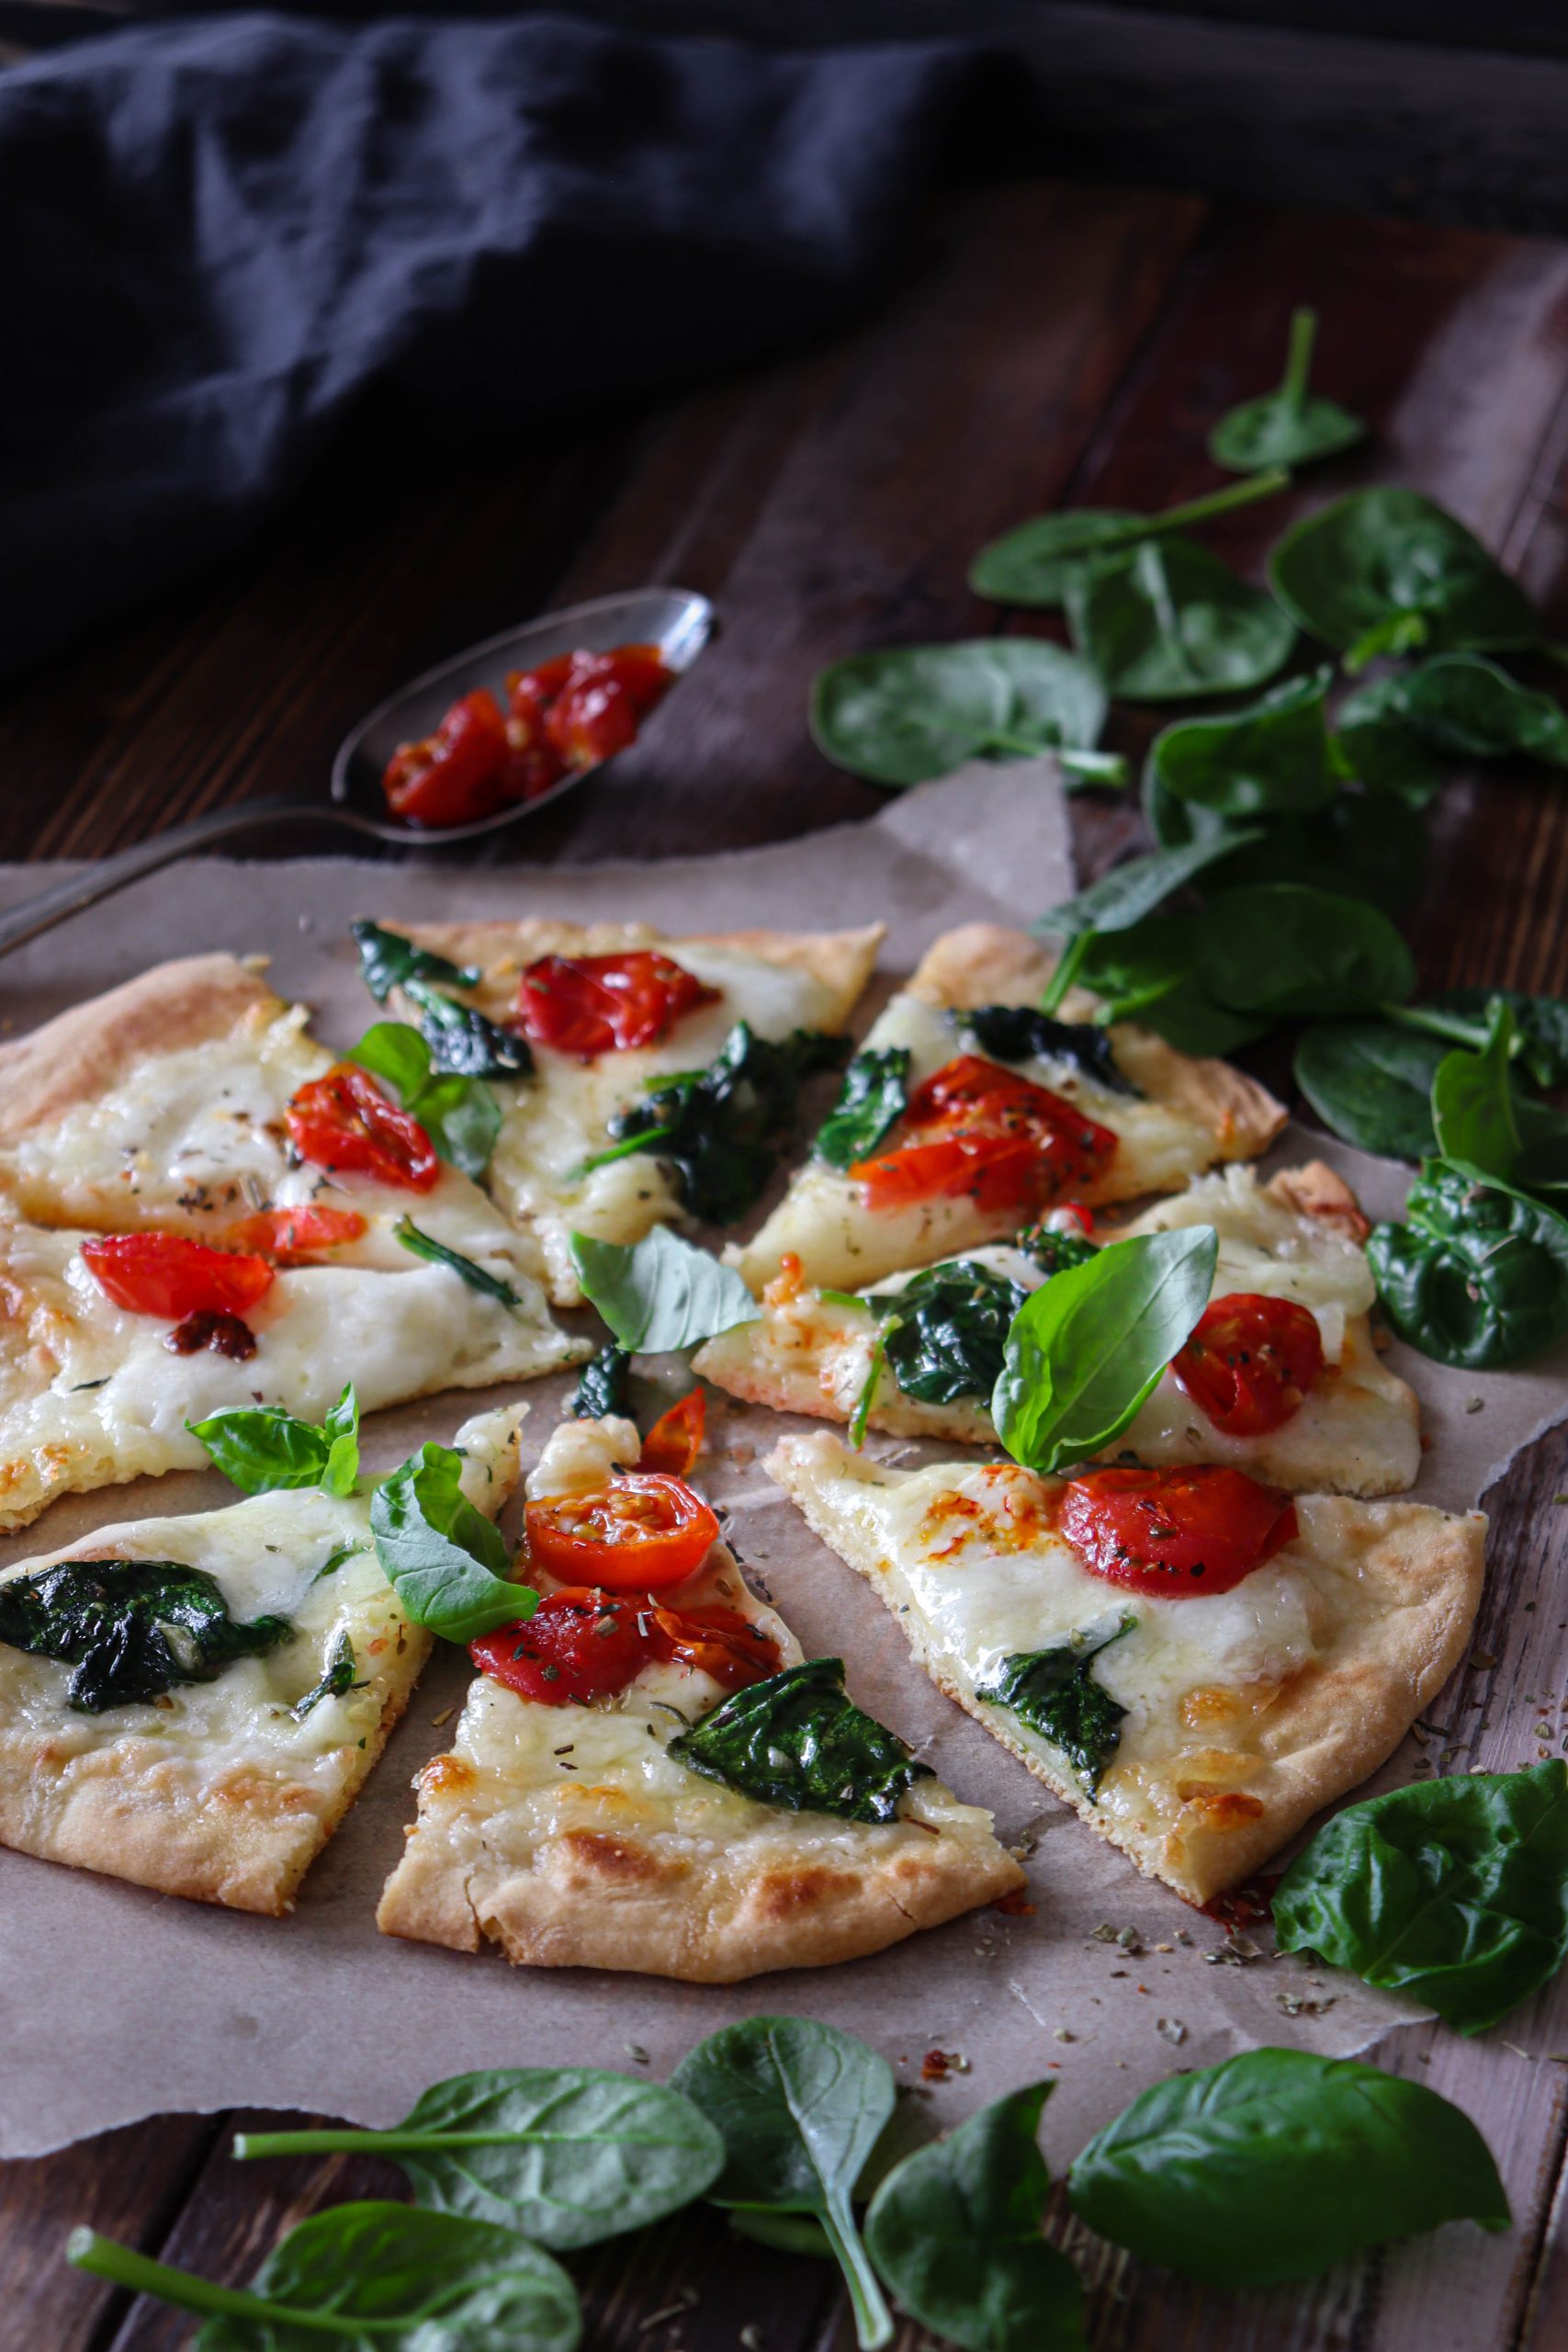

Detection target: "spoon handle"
[0, 798, 376, 963]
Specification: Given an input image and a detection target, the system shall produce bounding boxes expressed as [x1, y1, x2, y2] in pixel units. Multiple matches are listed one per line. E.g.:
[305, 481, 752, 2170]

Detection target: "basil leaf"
[1149, 667, 1337, 819]
[1064, 537, 1296, 703]
[321, 1383, 361, 1499]
[71, 2204, 581, 2352]
[352, 918, 479, 1004]
[1190, 882, 1416, 1017]
[0, 1560, 291, 1714]
[189, 1385, 360, 1498]
[968, 471, 1288, 610]
[671, 1657, 931, 1824]
[570, 1226, 758, 1352]
[608, 1022, 846, 1224]
[865, 2085, 1085, 2352]
[815, 1047, 910, 1170]
[1066, 2048, 1509, 2285]
[1293, 1021, 1444, 1159]
[347, 1017, 432, 1103]
[873, 1261, 1032, 1407]
[235, 2068, 724, 2251]
[993, 1227, 1218, 1475]
[1269, 488, 1541, 671]
[1432, 1001, 1521, 1181]
[1273, 1761, 1568, 2036]
[671, 2018, 895, 2352]
[370, 1442, 532, 1643]
[1367, 1157, 1568, 1367]
[405, 978, 535, 1080]
[290, 1630, 358, 1721]
[1372, 652, 1568, 769]
[570, 1342, 631, 1420]
[809, 640, 1108, 786]
[395, 1215, 522, 1306]
[347, 1019, 501, 1181]
[1209, 308, 1366, 473]
[1333, 673, 1446, 805]
[962, 1003, 1139, 1097]
[977, 1613, 1135, 1795]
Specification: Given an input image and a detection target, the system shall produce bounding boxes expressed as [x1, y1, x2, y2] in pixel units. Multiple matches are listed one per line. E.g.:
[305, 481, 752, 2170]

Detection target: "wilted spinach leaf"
[607, 1022, 846, 1224]
[352, 919, 480, 1004]
[870, 1261, 1033, 1407]
[290, 1630, 359, 1721]
[394, 1215, 522, 1306]
[1293, 1021, 1444, 1159]
[815, 1048, 911, 1170]
[1065, 538, 1296, 703]
[1209, 308, 1366, 473]
[978, 1613, 1134, 1794]
[405, 982, 535, 1080]
[0, 1560, 292, 1713]
[1148, 667, 1337, 818]
[809, 640, 1109, 786]
[671, 1657, 931, 1823]
[963, 1003, 1139, 1097]
[1367, 1157, 1568, 1367]
[967, 469, 1288, 609]
[1269, 488, 1540, 671]
[570, 1342, 631, 1419]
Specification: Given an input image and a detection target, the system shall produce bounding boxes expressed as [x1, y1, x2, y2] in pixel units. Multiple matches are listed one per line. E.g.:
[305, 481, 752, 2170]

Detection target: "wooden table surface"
[4, 175, 1568, 2352]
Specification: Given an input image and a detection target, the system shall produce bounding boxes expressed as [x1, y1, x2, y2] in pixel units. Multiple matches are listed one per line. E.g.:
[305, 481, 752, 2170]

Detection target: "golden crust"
[766, 1433, 1485, 1905]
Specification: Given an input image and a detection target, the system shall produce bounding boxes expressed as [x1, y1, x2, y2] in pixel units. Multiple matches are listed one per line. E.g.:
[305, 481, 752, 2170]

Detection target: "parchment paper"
[0, 764, 1561, 2163]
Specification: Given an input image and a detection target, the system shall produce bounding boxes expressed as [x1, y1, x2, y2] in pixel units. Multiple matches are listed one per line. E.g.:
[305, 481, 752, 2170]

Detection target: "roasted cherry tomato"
[1172, 1293, 1325, 1438]
[285, 1064, 440, 1193]
[82, 1232, 275, 1319]
[544, 646, 673, 768]
[1060, 1464, 1299, 1597]
[850, 1055, 1117, 1216]
[225, 1205, 368, 1260]
[516, 949, 718, 1057]
[638, 1389, 705, 1476]
[471, 1585, 778, 1705]
[646, 1601, 780, 1691]
[382, 689, 514, 828]
[524, 1473, 719, 1590]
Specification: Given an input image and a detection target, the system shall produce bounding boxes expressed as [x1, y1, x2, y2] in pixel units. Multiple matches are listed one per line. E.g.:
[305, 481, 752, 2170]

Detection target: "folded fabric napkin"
[0, 11, 987, 679]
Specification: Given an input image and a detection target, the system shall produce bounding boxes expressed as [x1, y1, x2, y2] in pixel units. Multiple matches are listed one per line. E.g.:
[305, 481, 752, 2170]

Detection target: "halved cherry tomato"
[1060, 1464, 1298, 1597]
[524, 1473, 719, 1590]
[545, 647, 672, 768]
[224, 1205, 368, 1260]
[82, 1232, 274, 1319]
[646, 1601, 781, 1691]
[383, 689, 514, 828]
[285, 1064, 440, 1193]
[850, 1055, 1117, 1216]
[517, 950, 718, 1057]
[470, 1585, 779, 1705]
[638, 1389, 705, 1476]
[1172, 1293, 1325, 1439]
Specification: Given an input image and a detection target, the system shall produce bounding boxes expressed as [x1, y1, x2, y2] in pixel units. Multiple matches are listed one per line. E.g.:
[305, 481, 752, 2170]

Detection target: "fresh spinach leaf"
[1426, 986, 1568, 1090]
[1190, 882, 1415, 1017]
[1269, 488, 1541, 671]
[1209, 308, 1366, 473]
[394, 1215, 521, 1306]
[1371, 652, 1568, 769]
[1431, 1001, 1521, 1180]
[570, 1342, 631, 1420]
[671, 1657, 931, 1824]
[1273, 1761, 1568, 2036]
[606, 1022, 846, 1224]
[68, 2206, 581, 2352]
[977, 1614, 1134, 1795]
[815, 1048, 911, 1170]
[1367, 1158, 1568, 1367]
[1142, 743, 1429, 916]
[235, 2069, 724, 2250]
[671, 2018, 895, 2352]
[1073, 920, 1268, 1057]
[1333, 672, 1445, 805]
[370, 1442, 534, 1643]
[870, 1261, 1033, 1407]
[809, 640, 1109, 786]
[1148, 667, 1337, 818]
[0, 1560, 291, 1714]
[189, 1383, 360, 1498]
[290, 1630, 359, 1721]
[348, 1019, 501, 1181]
[962, 1003, 1139, 1097]
[865, 2085, 1085, 2352]
[993, 1227, 1218, 1475]
[1033, 831, 1259, 1013]
[570, 1226, 757, 1352]
[1064, 537, 1296, 703]
[1293, 1021, 1445, 1159]
[967, 470, 1288, 609]
[1066, 2048, 1509, 2285]
[352, 919, 480, 1004]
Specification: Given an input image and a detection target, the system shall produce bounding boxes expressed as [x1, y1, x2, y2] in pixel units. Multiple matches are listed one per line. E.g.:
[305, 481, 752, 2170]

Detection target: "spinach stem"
[1040, 927, 1093, 1012]
[65, 2232, 362, 2337]
[1056, 747, 1132, 788]
[818, 2198, 894, 2350]
[1382, 1001, 1492, 1050]
[1283, 307, 1317, 413]
[1131, 466, 1291, 544]
[235, 2126, 575, 2158]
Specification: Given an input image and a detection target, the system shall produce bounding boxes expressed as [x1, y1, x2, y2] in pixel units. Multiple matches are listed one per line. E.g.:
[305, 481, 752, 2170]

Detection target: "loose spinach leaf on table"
[570, 1341, 632, 1420]
[1293, 1021, 1445, 1159]
[602, 1021, 845, 1224]
[671, 1657, 931, 1824]
[69, 2205, 581, 2352]
[809, 640, 1110, 786]
[1065, 537, 1296, 703]
[189, 1383, 360, 1498]
[0, 1560, 292, 1714]
[1209, 308, 1367, 473]
[395, 1214, 522, 1306]
[1431, 1001, 1522, 1181]
[815, 1047, 911, 1170]
[1073, 919, 1268, 1057]
[570, 1226, 757, 1352]
[1427, 986, 1568, 1089]
[1269, 488, 1541, 672]
[865, 2085, 1086, 2352]
[1190, 882, 1416, 1018]
[1066, 2048, 1509, 2286]
[235, 2068, 724, 2250]
[671, 2018, 896, 2352]
[1033, 831, 1259, 1013]
[869, 1261, 1034, 1407]
[1273, 1761, 1568, 2036]
[1366, 652, 1568, 769]
[348, 1019, 502, 1180]
[1333, 672, 1446, 805]
[978, 1613, 1134, 1795]
[1367, 1158, 1568, 1368]
[1142, 751, 1429, 917]
[967, 469, 1289, 609]
[370, 1442, 533, 1643]
[962, 1002, 1139, 1096]
[1147, 667, 1337, 819]
[993, 1227, 1218, 1476]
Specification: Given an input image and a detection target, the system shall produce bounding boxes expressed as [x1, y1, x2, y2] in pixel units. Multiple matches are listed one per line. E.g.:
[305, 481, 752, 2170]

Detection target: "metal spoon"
[0, 586, 714, 960]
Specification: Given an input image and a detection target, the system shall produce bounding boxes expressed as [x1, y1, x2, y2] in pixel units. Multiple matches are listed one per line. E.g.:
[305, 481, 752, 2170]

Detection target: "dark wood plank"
[0, 2115, 215, 2352]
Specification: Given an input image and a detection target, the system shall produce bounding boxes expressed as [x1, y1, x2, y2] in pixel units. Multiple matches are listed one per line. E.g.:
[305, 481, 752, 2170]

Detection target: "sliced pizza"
[698, 1162, 1419, 1498]
[378, 1410, 1023, 1978]
[732, 922, 1286, 1294]
[0, 1403, 523, 1916]
[768, 1431, 1485, 1905]
[360, 918, 883, 1305]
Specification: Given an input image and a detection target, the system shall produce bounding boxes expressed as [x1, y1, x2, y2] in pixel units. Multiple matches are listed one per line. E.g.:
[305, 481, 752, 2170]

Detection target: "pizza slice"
[378, 1409, 1023, 1978]
[767, 1432, 1485, 1905]
[0, 1402, 523, 1915]
[357, 918, 883, 1305]
[698, 1162, 1419, 1498]
[732, 922, 1286, 1293]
